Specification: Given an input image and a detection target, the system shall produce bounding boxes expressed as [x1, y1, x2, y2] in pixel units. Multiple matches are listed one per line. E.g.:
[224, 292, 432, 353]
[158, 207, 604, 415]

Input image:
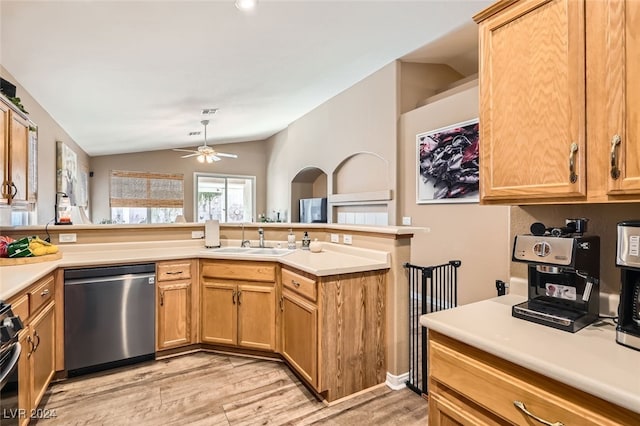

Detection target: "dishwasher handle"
[65, 273, 156, 286]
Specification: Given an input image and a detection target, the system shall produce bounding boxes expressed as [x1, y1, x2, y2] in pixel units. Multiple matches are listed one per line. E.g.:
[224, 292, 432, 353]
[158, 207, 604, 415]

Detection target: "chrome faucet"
[240, 223, 250, 247]
[258, 227, 265, 248]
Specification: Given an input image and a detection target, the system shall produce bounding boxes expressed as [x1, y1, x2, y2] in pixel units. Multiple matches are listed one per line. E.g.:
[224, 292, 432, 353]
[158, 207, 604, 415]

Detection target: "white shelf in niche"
[328, 190, 392, 205]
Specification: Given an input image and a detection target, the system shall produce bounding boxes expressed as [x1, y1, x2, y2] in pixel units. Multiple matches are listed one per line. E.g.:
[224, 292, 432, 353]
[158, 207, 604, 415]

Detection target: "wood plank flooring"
[34, 352, 427, 425]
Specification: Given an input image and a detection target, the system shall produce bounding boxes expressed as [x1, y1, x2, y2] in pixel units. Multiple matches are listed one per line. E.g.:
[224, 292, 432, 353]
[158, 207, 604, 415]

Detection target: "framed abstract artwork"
[416, 118, 480, 204]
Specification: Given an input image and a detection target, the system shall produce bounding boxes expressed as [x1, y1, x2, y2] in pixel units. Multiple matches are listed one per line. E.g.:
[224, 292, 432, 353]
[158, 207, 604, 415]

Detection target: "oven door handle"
[0, 343, 21, 389]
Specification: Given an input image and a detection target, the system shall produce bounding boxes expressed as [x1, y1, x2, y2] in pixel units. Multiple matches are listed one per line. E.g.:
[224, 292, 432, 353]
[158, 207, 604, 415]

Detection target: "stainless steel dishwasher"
[64, 263, 156, 375]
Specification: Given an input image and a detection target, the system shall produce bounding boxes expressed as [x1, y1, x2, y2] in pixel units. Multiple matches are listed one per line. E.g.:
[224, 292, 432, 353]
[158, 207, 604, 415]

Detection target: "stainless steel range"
[1, 301, 24, 426]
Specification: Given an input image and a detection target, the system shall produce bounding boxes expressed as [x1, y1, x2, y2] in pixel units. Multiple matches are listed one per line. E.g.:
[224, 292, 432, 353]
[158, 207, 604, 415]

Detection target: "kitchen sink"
[201, 247, 293, 257]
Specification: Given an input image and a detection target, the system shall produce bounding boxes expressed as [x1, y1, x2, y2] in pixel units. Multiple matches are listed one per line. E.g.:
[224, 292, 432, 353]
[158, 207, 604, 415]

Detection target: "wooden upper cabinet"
[601, 0, 640, 196]
[0, 96, 30, 204]
[0, 101, 8, 204]
[477, 0, 640, 204]
[476, 0, 587, 202]
[9, 111, 29, 203]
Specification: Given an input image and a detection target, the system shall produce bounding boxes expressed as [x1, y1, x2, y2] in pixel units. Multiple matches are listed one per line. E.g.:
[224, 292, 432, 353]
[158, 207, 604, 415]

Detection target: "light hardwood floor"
[34, 352, 427, 425]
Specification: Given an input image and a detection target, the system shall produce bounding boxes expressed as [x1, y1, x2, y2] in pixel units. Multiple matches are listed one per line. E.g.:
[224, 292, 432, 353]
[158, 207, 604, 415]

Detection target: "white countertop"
[420, 295, 640, 414]
[0, 240, 389, 300]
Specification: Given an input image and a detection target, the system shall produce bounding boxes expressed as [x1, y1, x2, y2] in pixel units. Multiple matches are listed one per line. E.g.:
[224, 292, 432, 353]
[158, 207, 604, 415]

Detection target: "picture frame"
[416, 118, 479, 204]
[56, 141, 79, 205]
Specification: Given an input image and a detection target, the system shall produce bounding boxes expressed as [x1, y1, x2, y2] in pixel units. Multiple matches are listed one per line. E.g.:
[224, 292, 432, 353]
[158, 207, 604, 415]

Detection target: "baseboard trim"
[385, 371, 409, 390]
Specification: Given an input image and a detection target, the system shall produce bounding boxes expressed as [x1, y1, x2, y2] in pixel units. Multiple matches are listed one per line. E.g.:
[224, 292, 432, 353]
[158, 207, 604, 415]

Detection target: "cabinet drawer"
[201, 261, 275, 282]
[429, 332, 639, 426]
[8, 293, 29, 323]
[157, 261, 192, 281]
[282, 268, 316, 302]
[28, 274, 54, 316]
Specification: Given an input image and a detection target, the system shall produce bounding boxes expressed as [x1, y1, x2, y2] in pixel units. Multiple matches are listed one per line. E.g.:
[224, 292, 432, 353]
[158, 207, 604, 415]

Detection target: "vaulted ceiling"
[0, 0, 489, 156]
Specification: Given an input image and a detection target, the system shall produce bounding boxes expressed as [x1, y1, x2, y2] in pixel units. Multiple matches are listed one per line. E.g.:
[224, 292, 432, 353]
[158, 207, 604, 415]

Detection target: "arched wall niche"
[331, 152, 392, 225]
[290, 166, 327, 223]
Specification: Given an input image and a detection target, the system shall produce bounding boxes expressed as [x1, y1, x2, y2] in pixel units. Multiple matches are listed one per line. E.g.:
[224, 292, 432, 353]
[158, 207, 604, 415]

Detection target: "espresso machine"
[615, 221, 640, 351]
[511, 219, 600, 333]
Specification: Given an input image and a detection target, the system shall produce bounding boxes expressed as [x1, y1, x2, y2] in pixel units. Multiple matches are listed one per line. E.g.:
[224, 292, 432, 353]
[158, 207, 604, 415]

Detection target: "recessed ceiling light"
[201, 108, 218, 115]
[235, 0, 257, 11]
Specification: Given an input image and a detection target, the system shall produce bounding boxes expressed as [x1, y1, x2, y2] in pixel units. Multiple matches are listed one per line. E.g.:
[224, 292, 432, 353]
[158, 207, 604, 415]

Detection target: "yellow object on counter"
[28, 236, 59, 256]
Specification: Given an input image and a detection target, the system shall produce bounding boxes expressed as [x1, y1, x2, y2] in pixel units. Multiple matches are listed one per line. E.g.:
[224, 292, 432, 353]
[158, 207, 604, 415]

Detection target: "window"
[194, 173, 255, 223]
[110, 170, 184, 223]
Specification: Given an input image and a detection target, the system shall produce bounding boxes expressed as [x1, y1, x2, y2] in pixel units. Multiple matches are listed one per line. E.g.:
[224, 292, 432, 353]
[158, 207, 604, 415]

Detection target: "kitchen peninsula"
[0, 222, 417, 416]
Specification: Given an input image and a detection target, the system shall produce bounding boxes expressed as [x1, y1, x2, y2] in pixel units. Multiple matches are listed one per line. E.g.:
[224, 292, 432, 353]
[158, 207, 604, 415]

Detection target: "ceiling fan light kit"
[173, 119, 238, 164]
[235, 0, 257, 11]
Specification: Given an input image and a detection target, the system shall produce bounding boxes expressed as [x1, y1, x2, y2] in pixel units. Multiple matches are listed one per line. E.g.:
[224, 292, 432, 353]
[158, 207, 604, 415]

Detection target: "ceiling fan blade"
[215, 152, 238, 158]
[173, 148, 197, 153]
[212, 155, 221, 162]
[181, 153, 199, 158]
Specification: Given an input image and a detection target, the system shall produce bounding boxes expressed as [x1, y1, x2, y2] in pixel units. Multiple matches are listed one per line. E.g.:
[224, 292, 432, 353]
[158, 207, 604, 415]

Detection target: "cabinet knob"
[513, 401, 564, 426]
[568, 143, 578, 184]
[292, 280, 300, 288]
[232, 290, 236, 305]
[40, 289, 50, 297]
[610, 134, 621, 180]
[237, 290, 242, 305]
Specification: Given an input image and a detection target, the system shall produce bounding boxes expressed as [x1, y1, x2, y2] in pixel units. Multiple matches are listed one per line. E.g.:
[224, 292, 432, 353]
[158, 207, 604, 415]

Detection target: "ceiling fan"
[173, 119, 238, 163]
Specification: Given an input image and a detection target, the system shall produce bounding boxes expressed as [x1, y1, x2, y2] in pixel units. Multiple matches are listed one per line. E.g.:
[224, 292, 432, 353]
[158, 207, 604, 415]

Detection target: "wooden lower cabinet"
[280, 267, 387, 402]
[200, 260, 277, 352]
[201, 281, 237, 346]
[16, 301, 55, 426]
[29, 302, 55, 412]
[428, 330, 640, 426]
[156, 260, 198, 351]
[281, 288, 317, 388]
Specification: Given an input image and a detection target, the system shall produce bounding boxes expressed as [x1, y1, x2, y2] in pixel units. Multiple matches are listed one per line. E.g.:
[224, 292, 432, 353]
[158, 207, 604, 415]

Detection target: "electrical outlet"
[191, 231, 204, 239]
[402, 216, 412, 226]
[343, 234, 352, 245]
[330, 233, 339, 243]
[59, 233, 77, 243]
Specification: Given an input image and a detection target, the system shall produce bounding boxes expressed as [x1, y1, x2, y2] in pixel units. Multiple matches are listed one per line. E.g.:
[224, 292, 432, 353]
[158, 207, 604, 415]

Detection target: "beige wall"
[399, 62, 463, 113]
[90, 140, 268, 223]
[510, 203, 640, 296]
[1, 67, 90, 225]
[399, 83, 511, 305]
[265, 62, 399, 224]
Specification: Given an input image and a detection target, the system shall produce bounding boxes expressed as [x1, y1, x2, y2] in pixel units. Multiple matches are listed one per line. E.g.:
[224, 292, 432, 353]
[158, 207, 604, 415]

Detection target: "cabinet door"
[201, 280, 237, 346]
[237, 282, 275, 351]
[29, 301, 55, 411]
[0, 101, 8, 203]
[8, 110, 28, 203]
[605, 0, 640, 195]
[157, 280, 191, 350]
[281, 289, 317, 389]
[478, 0, 586, 201]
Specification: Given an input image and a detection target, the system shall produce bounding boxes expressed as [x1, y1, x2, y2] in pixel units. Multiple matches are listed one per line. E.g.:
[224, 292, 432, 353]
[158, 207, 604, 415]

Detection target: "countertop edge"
[420, 296, 640, 415]
[1, 242, 390, 300]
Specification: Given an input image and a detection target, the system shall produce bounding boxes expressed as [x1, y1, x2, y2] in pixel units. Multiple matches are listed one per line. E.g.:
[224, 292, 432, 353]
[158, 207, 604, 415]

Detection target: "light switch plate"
[59, 233, 77, 243]
[191, 231, 205, 239]
[402, 216, 412, 226]
[330, 233, 339, 243]
[343, 234, 352, 245]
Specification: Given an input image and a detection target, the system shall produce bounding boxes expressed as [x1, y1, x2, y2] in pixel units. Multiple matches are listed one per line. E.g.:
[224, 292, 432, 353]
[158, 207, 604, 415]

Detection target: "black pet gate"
[404, 260, 461, 396]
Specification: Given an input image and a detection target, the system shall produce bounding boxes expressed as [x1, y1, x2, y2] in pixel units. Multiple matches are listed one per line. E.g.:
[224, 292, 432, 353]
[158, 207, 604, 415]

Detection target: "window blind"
[110, 170, 184, 208]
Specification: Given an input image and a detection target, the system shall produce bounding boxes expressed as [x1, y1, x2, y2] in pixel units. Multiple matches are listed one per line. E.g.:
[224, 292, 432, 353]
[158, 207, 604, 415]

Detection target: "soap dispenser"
[302, 231, 311, 250]
[287, 229, 296, 250]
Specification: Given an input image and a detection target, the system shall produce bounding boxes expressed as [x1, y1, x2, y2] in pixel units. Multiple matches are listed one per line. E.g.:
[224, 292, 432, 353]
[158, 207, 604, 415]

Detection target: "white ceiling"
[0, 0, 489, 157]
